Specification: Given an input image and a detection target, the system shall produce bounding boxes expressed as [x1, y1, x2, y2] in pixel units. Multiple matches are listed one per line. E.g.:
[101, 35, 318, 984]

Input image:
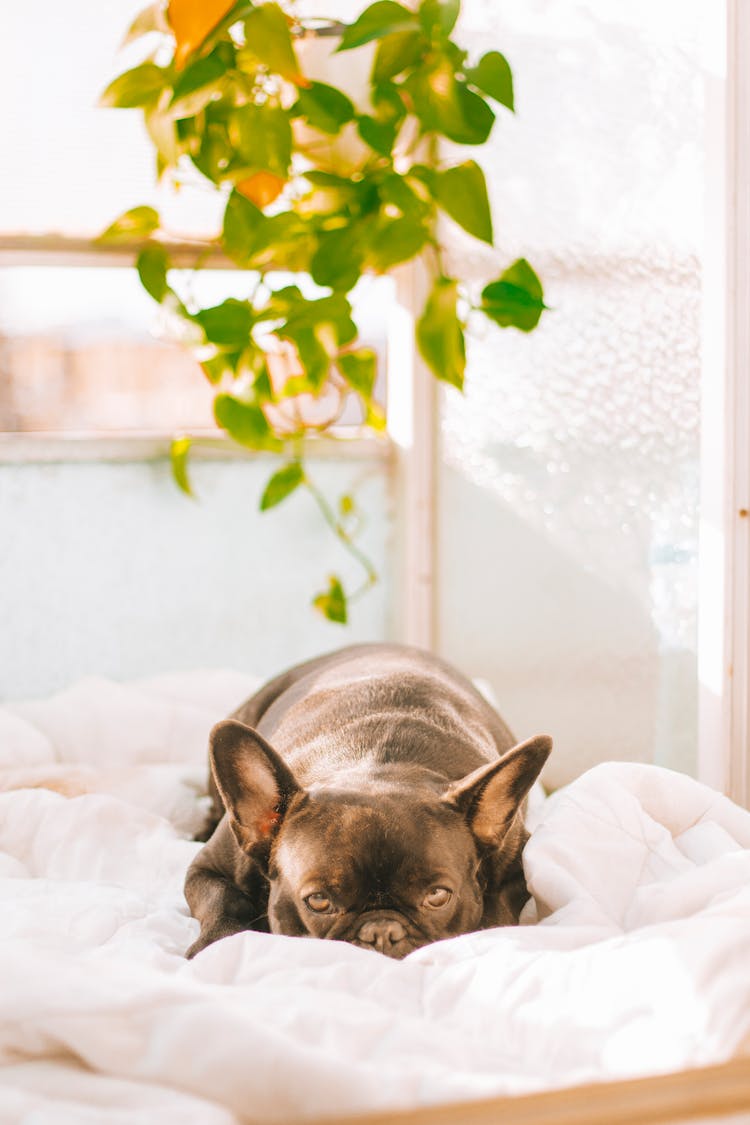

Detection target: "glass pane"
[0, 451, 394, 699]
[438, 0, 705, 788]
[0, 266, 208, 432]
[0, 268, 390, 433]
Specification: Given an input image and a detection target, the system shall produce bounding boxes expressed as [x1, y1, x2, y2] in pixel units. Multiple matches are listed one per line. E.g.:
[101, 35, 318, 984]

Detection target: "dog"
[184, 644, 551, 959]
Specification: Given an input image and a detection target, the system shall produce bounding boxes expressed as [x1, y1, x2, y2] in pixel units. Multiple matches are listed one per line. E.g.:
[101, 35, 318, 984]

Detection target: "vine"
[100, 0, 547, 622]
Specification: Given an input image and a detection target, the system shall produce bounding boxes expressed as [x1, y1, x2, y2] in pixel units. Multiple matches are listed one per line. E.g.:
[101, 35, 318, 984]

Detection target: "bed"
[1, 670, 749, 1124]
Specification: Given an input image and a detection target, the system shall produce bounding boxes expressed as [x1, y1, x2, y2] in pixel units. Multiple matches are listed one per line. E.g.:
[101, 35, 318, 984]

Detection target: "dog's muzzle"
[353, 912, 414, 958]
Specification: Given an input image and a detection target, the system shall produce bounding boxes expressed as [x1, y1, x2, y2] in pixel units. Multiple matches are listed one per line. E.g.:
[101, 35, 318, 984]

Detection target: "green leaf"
[170, 53, 228, 118]
[336, 1, 418, 52]
[253, 362, 274, 400]
[170, 436, 194, 497]
[303, 170, 357, 189]
[368, 217, 428, 271]
[281, 326, 331, 388]
[256, 212, 314, 272]
[433, 160, 493, 244]
[418, 0, 460, 37]
[372, 29, 425, 82]
[144, 102, 180, 166]
[310, 227, 364, 291]
[403, 60, 494, 144]
[192, 122, 233, 183]
[264, 285, 304, 315]
[99, 62, 169, 108]
[222, 189, 268, 264]
[136, 245, 170, 302]
[200, 352, 241, 384]
[416, 277, 465, 389]
[380, 172, 430, 218]
[281, 292, 358, 349]
[313, 575, 348, 624]
[214, 394, 279, 449]
[371, 81, 407, 123]
[337, 349, 377, 400]
[259, 461, 305, 510]
[357, 115, 397, 156]
[98, 206, 160, 244]
[452, 81, 495, 144]
[465, 50, 514, 111]
[243, 3, 305, 83]
[230, 104, 292, 177]
[480, 258, 547, 332]
[293, 82, 355, 135]
[196, 299, 254, 346]
[406, 162, 434, 186]
[365, 401, 387, 431]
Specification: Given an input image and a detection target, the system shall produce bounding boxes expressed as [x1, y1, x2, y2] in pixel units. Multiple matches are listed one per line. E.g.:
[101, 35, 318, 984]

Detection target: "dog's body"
[185, 644, 551, 959]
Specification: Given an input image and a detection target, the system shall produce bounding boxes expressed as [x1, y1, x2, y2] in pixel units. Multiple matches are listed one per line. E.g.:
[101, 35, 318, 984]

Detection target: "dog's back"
[242, 644, 515, 775]
[201, 644, 517, 837]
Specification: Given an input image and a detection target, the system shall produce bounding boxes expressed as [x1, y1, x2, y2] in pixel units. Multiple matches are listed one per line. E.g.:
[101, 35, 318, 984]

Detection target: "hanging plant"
[100, 0, 547, 623]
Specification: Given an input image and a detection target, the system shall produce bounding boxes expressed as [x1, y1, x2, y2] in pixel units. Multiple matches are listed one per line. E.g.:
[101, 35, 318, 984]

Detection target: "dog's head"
[209, 720, 551, 959]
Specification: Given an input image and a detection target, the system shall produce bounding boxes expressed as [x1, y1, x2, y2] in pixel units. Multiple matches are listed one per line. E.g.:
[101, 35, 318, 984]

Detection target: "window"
[436, 0, 707, 790]
[0, 266, 389, 434]
[0, 0, 389, 436]
[0, 1, 398, 698]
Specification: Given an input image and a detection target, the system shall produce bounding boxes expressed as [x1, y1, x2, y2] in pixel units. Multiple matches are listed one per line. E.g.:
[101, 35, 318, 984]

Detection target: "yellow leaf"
[236, 171, 286, 209]
[167, 0, 236, 69]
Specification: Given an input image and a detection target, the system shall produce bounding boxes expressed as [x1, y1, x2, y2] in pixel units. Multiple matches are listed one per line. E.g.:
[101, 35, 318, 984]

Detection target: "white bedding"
[1, 672, 749, 1124]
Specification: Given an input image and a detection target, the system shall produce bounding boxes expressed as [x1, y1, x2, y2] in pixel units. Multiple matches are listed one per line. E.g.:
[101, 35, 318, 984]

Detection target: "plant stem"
[302, 471, 378, 592]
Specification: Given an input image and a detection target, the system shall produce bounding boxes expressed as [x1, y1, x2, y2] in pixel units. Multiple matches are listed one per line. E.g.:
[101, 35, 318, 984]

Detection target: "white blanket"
[1, 673, 749, 1124]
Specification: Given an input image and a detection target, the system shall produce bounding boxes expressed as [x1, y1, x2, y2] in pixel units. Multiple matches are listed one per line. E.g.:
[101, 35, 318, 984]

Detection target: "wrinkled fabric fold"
[0, 674, 748, 1123]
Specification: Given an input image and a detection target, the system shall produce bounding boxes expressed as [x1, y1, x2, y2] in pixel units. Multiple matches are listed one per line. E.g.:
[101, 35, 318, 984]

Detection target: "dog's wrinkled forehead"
[275, 789, 474, 888]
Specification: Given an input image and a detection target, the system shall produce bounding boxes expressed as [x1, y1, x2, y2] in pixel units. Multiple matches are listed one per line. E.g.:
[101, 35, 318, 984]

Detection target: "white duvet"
[1, 672, 749, 1124]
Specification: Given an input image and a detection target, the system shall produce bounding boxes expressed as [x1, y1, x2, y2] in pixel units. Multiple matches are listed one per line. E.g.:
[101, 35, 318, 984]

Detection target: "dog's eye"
[423, 887, 452, 908]
[304, 892, 333, 913]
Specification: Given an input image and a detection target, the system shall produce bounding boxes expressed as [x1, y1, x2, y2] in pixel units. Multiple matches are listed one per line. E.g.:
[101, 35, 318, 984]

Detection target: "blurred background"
[0, 0, 711, 789]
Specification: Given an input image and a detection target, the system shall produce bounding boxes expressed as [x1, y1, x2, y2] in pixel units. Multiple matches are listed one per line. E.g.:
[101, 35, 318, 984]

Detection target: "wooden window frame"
[319, 1057, 750, 1125]
[699, 0, 750, 808]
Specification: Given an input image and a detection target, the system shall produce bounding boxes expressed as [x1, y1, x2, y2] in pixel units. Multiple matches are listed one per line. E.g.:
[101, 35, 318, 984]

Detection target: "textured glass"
[438, 0, 704, 787]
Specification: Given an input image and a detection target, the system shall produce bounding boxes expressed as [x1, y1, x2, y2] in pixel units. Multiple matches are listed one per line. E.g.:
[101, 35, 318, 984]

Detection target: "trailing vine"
[100, 0, 547, 622]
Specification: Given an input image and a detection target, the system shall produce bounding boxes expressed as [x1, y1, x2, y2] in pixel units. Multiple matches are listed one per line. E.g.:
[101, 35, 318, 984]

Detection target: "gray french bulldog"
[184, 643, 551, 960]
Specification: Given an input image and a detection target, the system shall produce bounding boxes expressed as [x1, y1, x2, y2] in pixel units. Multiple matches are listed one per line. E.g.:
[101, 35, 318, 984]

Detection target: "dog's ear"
[209, 719, 301, 854]
[443, 735, 552, 848]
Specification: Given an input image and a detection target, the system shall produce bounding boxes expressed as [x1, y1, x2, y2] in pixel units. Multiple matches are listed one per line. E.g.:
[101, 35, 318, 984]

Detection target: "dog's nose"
[357, 917, 407, 952]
